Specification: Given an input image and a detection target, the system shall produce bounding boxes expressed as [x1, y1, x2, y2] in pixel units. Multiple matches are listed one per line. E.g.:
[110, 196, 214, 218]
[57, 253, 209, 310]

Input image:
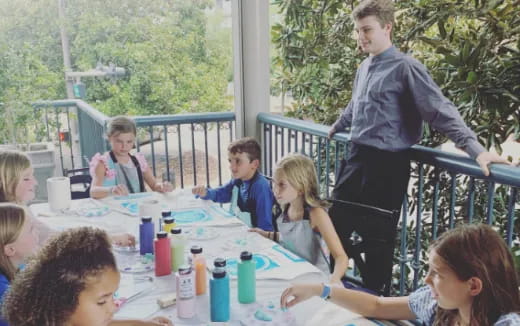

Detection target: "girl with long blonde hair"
[250, 153, 348, 284]
[0, 203, 39, 326]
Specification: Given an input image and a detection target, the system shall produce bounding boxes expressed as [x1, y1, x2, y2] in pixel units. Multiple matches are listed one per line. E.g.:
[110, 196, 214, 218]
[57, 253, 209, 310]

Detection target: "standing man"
[328, 0, 511, 294]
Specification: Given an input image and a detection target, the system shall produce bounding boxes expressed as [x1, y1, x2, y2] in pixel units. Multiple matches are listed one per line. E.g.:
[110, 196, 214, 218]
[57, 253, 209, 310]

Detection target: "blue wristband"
[320, 283, 331, 300]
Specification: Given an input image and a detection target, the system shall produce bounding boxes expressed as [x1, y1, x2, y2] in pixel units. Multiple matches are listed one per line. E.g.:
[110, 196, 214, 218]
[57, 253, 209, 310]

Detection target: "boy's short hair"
[228, 137, 261, 163]
[352, 0, 395, 27]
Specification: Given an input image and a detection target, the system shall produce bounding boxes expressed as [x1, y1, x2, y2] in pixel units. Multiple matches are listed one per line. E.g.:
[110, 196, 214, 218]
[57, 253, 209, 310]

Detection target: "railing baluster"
[164, 125, 170, 182]
[309, 135, 313, 159]
[149, 126, 156, 176]
[413, 164, 424, 290]
[269, 124, 273, 175]
[301, 132, 306, 155]
[334, 141, 340, 186]
[506, 187, 518, 247]
[399, 196, 409, 295]
[204, 122, 210, 187]
[217, 122, 222, 185]
[294, 130, 298, 152]
[317, 137, 322, 195]
[55, 107, 65, 173]
[191, 123, 197, 186]
[486, 181, 496, 224]
[45, 107, 50, 140]
[432, 168, 440, 240]
[467, 177, 475, 223]
[177, 124, 184, 188]
[262, 123, 268, 175]
[287, 129, 292, 153]
[230, 121, 233, 143]
[274, 125, 279, 165]
[281, 128, 285, 157]
[449, 173, 457, 229]
[66, 110, 74, 170]
[325, 138, 330, 198]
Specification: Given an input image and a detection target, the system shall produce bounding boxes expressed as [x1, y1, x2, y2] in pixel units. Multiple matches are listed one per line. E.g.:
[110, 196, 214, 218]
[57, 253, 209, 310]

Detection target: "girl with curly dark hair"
[2, 227, 172, 326]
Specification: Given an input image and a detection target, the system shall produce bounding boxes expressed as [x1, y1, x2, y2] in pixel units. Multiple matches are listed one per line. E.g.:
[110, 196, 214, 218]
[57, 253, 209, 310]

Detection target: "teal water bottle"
[237, 251, 256, 303]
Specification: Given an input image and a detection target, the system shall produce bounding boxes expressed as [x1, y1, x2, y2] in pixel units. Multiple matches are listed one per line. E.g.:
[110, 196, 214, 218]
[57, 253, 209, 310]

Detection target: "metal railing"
[26, 102, 520, 295]
[32, 100, 235, 189]
[258, 112, 520, 295]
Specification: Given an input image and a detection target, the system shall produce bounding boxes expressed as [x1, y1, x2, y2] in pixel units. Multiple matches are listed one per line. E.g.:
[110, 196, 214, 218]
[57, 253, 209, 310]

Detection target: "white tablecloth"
[30, 191, 414, 326]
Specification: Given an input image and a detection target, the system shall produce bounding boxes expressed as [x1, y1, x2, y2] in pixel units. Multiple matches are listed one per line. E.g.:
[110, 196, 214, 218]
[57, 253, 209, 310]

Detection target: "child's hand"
[111, 233, 136, 247]
[280, 283, 322, 309]
[155, 181, 174, 193]
[111, 184, 129, 196]
[192, 186, 207, 198]
[248, 227, 269, 238]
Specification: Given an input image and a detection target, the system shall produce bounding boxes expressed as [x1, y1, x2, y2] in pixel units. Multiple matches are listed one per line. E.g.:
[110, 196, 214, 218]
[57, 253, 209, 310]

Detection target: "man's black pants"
[330, 143, 411, 293]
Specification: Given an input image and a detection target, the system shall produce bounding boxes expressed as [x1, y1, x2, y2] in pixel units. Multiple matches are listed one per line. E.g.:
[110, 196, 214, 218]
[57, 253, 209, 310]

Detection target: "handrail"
[258, 112, 350, 143]
[258, 112, 520, 188]
[409, 146, 520, 188]
[33, 99, 109, 126]
[133, 112, 235, 126]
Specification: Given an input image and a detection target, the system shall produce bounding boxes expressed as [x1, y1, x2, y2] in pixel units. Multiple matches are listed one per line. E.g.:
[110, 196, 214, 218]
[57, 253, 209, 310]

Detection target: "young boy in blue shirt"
[192, 137, 275, 231]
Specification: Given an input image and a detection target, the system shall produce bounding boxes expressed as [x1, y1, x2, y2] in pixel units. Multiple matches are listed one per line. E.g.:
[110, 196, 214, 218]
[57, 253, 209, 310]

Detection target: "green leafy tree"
[0, 0, 234, 143]
[0, 0, 64, 143]
[65, 0, 232, 116]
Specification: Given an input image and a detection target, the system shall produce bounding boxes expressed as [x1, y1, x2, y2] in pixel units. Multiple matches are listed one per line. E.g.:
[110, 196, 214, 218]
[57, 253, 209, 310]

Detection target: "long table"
[30, 191, 414, 326]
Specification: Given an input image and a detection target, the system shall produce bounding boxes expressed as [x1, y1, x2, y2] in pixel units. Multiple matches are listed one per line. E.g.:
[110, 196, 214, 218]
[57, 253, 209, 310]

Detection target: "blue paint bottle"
[210, 266, 230, 321]
[139, 216, 154, 255]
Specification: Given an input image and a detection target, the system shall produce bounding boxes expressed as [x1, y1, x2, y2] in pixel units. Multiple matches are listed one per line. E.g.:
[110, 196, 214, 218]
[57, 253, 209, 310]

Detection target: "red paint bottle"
[154, 231, 171, 276]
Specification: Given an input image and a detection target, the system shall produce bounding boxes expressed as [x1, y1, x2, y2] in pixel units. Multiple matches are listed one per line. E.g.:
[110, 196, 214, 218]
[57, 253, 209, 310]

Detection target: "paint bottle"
[176, 264, 196, 319]
[210, 266, 230, 322]
[154, 231, 171, 276]
[213, 257, 226, 268]
[237, 251, 256, 303]
[170, 227, 186, 272]
[163, 217, 175, 234]
[190, 245, 207, 295]
[213, 257, 227, 277]
[139, 216, 154, 255]
[159, 209, 172, 232]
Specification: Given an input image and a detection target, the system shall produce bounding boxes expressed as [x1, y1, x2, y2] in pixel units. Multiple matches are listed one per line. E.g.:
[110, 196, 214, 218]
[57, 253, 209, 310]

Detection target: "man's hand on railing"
[327, 126, 337, 140]
[476, 151, 514, 176]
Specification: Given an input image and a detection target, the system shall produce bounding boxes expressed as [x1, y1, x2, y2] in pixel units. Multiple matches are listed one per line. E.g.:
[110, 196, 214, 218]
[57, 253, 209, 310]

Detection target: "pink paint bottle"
[176, 264, 196, 318]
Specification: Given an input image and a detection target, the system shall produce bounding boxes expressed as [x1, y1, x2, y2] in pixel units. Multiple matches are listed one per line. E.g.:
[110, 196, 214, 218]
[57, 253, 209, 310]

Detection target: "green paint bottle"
[170, 227, 186, 272]
[237, 251, 256, 303]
